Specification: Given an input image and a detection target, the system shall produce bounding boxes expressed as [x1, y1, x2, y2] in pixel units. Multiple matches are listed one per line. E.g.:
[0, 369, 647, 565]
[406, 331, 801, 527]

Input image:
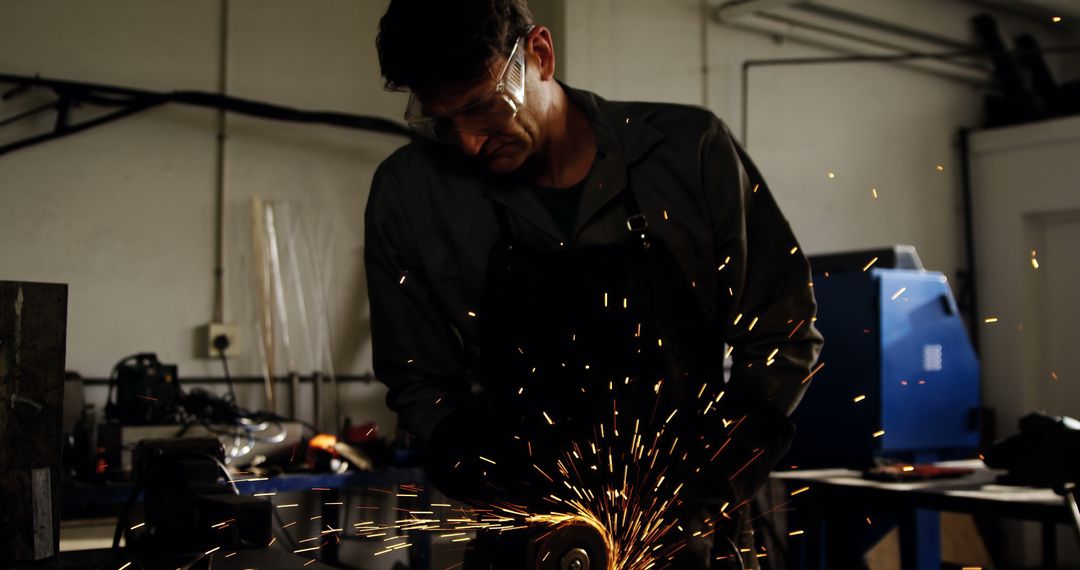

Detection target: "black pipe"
[0, 99, 56, 129]
[738, 44, 1080, 144]
[0, 72, 414, 157]
[81, 373, 376, 386]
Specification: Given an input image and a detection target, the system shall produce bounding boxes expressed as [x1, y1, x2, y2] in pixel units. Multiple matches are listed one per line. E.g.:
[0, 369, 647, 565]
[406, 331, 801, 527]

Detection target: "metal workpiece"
[560, 547, 591, 570]
[529, 523, 607, 570]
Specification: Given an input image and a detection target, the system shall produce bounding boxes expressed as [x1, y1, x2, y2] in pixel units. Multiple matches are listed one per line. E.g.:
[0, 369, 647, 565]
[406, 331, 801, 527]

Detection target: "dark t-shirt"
[529, 179, 586, 241]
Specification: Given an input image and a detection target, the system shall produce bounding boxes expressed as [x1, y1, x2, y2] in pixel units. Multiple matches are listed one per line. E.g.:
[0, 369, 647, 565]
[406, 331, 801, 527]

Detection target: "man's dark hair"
[377, 0, 534, 93]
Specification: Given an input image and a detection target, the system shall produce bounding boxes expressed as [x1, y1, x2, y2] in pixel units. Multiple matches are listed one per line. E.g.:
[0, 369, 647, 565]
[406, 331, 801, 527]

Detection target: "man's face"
[416, 56, 541, 175]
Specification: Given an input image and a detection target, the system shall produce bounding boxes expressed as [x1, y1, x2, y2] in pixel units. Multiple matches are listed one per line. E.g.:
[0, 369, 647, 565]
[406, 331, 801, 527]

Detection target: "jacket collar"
[564, 84, 665, 167]
[483, 83, 666, 243]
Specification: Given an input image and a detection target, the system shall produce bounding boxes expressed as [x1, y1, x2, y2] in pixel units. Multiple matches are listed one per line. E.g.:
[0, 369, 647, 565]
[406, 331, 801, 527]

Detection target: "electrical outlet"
[203, 323, 241, 359]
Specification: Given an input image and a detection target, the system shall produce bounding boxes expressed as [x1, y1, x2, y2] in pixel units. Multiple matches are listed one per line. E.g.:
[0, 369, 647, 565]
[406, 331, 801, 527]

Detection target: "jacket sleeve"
[699, 117, 824, 502]
[703, 119, 823, 414]
[365, 159, 548, 505]
[364, 158, 474, 445]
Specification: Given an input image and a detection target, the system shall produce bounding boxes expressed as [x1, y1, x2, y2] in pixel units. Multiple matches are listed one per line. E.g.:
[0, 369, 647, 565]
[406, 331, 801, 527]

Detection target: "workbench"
[61, 468, 433, 569]
[771, 460, 1073, 570]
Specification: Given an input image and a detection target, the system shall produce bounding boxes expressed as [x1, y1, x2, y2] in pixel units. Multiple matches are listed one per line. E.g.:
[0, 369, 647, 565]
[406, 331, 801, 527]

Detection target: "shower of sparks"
[801, 362, 825, 384]
[252, 383, 763, 568]
[788, 320, 805, 338]
[1052, 16, 1062, 23]
[492, 410, 718, 568]
[827, 172, 836, 179]
[853, 395, 866, 403]
[936, 164, 945, 172]
[200, 330, 812, 569]
[862, 257, 879, 272]
[984, 317, 999, 324]
[871, 187, 878, 198]
[872, 430, 886, 438]
[891, 287, 907, 301]
[1031, 250, 1039, 269]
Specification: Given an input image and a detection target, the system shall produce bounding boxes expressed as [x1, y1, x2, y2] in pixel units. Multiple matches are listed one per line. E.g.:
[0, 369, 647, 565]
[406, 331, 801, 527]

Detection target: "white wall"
[561, 0, 1077, 289]
[0, 0, 407, 433]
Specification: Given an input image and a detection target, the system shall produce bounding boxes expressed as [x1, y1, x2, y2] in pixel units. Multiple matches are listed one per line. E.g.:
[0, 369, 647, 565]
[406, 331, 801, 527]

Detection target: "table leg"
[1041, 521, 1056, 570]
[323, 489, 341, 565]
[898, 509, 939, 570]
[802, 498, 824, 570]
[407, 483, 432, 570]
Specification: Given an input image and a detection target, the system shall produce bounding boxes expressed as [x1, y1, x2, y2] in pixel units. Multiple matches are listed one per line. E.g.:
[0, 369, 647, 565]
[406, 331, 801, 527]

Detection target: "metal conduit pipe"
[713, 1, 992, 86]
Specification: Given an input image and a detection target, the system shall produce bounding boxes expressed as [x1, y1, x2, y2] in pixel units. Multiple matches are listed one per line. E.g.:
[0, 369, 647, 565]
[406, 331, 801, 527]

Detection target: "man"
[366, 0, 822, 567]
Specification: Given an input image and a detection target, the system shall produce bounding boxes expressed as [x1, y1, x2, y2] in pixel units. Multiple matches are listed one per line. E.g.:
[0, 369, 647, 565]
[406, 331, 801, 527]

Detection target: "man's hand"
[679, 384, 796, 506]
[425, 409, 550, 508]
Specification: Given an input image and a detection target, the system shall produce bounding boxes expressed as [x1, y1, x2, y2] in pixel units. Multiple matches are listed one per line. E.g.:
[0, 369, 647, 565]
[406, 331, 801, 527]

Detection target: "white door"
[1032, 213, 1080, 419]
[970, 114, 1080, 566]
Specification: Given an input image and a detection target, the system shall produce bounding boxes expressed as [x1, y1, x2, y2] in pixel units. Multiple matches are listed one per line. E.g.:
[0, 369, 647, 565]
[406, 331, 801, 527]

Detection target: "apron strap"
[620, 185, 650, 237]
[491, 199, 514, 243]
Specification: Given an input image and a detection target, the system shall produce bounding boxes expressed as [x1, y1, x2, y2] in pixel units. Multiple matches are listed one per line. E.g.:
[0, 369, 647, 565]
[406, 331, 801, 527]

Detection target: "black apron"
[472, 186, 758, 569]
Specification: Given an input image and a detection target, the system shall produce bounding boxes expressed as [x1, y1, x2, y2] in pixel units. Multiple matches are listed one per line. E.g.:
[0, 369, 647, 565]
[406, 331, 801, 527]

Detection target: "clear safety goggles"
[404, 28, 532, 143]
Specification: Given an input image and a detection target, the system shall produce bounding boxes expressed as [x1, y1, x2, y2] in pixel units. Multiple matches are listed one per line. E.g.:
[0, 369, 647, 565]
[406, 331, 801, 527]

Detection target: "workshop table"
[771, 460, 1073, 570]
[62, 468, 433, 569]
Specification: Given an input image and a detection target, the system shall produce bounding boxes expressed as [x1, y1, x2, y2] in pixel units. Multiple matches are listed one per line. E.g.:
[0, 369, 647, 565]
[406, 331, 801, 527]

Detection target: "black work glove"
[680, 384, 796, 507]
[424, 408, 550, 508]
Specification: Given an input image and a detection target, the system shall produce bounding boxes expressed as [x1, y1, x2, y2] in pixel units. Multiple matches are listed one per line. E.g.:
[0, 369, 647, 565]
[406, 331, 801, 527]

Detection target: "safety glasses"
[404, 28, 531, 143]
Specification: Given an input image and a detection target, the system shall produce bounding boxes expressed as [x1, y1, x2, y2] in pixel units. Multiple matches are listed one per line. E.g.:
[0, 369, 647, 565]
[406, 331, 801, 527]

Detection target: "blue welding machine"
[785, 247, 982, 469]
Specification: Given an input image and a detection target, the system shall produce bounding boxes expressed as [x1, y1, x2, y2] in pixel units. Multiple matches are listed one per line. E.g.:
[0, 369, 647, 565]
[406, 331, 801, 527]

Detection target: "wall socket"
[201, 323, 241, 359]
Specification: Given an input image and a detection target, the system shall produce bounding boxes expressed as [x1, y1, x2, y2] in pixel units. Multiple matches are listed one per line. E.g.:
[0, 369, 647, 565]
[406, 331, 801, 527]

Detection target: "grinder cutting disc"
[528, 522, 608, 570]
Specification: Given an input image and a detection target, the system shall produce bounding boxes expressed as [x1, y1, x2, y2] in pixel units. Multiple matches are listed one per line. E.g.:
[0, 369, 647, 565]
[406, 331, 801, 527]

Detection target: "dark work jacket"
[365, 85, 824, 461]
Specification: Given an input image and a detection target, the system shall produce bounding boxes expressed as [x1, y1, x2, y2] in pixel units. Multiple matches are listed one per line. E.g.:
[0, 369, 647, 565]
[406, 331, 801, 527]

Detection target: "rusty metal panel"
[0, 281, 67, 569]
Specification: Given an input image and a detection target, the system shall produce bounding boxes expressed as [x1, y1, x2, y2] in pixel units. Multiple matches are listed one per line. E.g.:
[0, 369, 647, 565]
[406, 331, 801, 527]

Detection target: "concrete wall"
[0, 0, 407, 433]
[561, 0, 1077, 290]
